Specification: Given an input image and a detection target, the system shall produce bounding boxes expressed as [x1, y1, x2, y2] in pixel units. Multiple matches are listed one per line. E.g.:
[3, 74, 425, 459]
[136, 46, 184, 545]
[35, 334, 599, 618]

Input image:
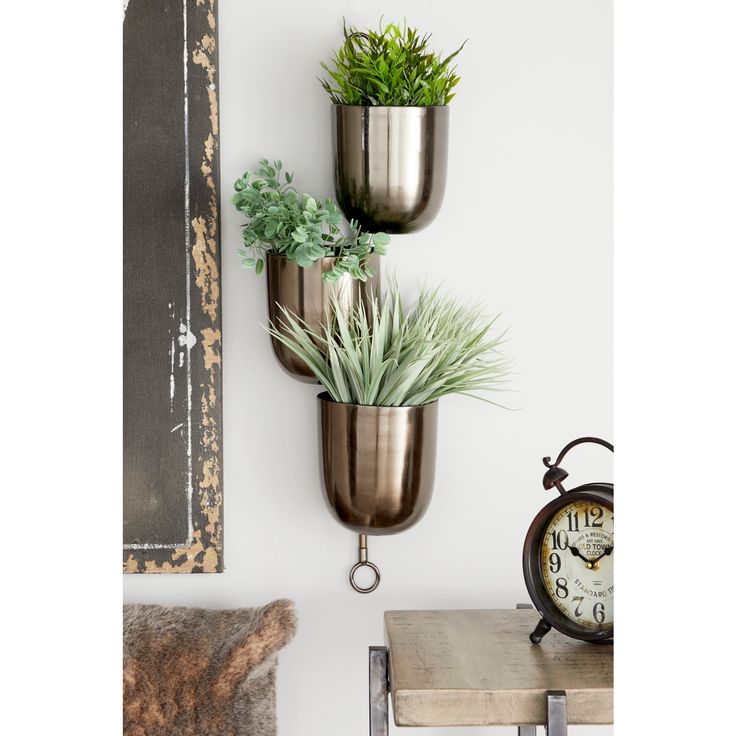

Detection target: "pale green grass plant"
[268, 283, 510, 407]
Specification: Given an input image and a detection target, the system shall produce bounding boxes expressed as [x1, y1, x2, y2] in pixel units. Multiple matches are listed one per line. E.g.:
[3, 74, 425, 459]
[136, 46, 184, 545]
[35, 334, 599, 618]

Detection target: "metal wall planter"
[318, 393, 438, 592]
[266, 253, 381, 382]
[332, 105, 449, 234]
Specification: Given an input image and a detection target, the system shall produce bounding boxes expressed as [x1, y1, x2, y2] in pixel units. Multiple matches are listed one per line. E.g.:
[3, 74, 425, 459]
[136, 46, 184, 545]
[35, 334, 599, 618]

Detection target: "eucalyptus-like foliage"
[320, 20, 466, 106]
[269, 283, 510, 407]
[232, 159, 389, 282]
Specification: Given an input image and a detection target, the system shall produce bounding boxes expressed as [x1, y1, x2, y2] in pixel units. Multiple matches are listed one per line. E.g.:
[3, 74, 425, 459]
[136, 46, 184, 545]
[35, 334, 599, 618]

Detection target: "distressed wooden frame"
[123, 0, 222, 573]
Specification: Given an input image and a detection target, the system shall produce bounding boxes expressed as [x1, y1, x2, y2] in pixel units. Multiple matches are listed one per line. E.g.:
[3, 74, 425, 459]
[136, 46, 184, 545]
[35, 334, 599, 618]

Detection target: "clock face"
[539, 498, 614, 631]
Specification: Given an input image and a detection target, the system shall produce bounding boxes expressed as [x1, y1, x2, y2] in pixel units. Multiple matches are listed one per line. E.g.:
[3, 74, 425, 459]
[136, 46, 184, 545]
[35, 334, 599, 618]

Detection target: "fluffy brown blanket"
[123, 599, 297, 736]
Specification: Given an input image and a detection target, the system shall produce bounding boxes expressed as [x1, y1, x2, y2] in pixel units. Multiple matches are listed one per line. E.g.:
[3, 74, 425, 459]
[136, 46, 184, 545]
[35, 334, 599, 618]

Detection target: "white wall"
[123, 1, 612, 734]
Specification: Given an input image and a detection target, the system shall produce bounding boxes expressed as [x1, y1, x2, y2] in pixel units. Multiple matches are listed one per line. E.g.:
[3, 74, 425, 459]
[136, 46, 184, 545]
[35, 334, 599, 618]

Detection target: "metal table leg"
[546, 690, 568, 736]
[369, 646, 389, 736]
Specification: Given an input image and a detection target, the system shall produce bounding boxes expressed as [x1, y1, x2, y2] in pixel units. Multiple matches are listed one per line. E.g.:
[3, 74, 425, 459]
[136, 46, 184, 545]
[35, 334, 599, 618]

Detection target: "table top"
[384, 609, 613, 727]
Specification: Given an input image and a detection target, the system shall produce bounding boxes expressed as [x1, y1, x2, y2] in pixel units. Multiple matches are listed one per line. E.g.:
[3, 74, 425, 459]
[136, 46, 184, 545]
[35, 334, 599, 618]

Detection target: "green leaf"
[295, 249, 313, 268]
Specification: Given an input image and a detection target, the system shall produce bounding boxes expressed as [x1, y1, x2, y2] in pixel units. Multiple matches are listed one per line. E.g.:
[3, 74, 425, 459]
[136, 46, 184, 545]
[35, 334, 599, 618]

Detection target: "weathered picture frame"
[123, 0, 222, 573]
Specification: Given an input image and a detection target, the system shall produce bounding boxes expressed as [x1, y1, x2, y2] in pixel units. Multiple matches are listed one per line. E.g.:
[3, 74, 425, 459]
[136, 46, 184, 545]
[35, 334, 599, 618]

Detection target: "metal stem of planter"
[350, 534, 381, 594]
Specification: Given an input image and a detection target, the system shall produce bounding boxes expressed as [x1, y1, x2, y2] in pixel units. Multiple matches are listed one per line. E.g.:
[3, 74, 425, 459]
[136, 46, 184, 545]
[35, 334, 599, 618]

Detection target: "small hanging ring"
[349, 560, 381, 594]
[349, 534, 380, 593]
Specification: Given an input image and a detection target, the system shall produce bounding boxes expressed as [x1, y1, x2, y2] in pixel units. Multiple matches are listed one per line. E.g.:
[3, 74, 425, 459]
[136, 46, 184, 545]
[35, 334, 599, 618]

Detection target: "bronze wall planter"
[318, 393, 438, 592]
[266, 253, 381, 382]
[332, 105, 449, 234]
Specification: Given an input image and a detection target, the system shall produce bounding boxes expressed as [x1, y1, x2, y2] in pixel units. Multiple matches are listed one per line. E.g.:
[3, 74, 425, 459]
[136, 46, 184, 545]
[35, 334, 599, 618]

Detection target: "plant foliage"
[269, 283, 510, 407]
[319, 20, 466, 106]
[232, 160, 390, 281]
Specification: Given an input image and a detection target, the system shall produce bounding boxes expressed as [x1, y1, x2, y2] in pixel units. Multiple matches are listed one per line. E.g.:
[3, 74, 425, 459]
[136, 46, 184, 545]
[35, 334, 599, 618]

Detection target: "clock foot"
[530, 617, 552, 644]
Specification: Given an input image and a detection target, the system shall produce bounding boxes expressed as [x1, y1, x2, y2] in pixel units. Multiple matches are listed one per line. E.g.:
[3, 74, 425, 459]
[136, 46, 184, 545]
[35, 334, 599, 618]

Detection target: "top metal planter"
[332, 105, 449, 234]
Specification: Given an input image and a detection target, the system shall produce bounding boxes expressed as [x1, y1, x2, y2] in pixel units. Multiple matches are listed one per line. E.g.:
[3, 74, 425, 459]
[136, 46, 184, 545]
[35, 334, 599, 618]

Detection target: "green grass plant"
[268, 282, 510, 407]
[320, 20, 466, 107]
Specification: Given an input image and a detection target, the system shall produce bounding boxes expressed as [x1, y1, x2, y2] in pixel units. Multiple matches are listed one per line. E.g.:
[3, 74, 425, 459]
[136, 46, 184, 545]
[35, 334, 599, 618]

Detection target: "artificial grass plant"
[268, 282, 510, 407]
[319, 20, 466, 107]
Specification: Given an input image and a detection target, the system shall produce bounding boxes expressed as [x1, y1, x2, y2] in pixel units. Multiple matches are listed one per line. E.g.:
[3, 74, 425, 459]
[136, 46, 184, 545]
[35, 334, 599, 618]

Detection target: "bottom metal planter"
[318, 393, 438, 592]
[266, 254, 381, 382]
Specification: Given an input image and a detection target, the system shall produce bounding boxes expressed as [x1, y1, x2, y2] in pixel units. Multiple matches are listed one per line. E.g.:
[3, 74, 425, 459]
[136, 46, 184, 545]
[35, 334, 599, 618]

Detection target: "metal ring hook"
[349, 534, 381, 594]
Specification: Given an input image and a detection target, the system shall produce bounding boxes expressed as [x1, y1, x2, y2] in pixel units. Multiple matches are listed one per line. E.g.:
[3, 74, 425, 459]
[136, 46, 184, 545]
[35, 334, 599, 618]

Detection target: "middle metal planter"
[318, 393, 438, 535]
[266, 253, 381, 382]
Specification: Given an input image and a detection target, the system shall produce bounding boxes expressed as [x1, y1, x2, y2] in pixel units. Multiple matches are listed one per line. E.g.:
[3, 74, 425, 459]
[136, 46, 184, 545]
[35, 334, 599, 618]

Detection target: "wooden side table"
[370, 608, 612, 736]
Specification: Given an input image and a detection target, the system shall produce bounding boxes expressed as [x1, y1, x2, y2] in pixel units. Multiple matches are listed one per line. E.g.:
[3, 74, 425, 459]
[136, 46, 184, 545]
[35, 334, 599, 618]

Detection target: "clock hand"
[590, 546, 613, 564]
[568, 546, 593, 564]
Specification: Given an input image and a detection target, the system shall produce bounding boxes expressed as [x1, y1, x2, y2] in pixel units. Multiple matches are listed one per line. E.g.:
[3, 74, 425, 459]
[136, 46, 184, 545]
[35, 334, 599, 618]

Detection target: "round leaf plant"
[232, 159, 389, 282]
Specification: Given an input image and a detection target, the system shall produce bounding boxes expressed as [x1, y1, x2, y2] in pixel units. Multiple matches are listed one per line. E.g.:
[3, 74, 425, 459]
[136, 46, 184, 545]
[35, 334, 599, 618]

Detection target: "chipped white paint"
[171, 423, 184, 433]
[178, 321, 197, 350]
[169, 336, 176, 410]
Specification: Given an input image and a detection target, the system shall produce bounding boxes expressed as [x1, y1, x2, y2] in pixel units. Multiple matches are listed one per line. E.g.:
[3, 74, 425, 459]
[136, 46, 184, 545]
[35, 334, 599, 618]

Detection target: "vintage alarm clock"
[522, 437, 613, 644]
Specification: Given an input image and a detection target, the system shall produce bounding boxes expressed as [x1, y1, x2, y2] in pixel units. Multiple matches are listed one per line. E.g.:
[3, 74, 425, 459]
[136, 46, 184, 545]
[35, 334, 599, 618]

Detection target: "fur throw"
[123, 599, 297, 736]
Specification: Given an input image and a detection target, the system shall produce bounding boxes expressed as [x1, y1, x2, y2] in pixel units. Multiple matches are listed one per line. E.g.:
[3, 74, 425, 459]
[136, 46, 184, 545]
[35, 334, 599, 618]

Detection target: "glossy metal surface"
[332, 105, 449, 234]
[266, 253, 381, 382]
[547, 692, 569, 736]
[350, 533, 381, 594]
[318, 393, 438, 535]
[369, 646, 390, 736]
